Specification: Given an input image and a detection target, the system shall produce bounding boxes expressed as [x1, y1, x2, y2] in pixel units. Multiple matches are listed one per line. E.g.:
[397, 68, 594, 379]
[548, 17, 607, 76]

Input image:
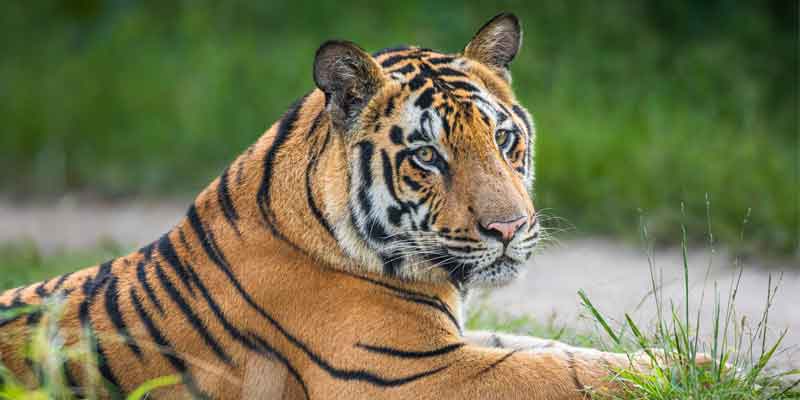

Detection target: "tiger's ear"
[314, 40, 384, 132]
[463, 13, 522, 81]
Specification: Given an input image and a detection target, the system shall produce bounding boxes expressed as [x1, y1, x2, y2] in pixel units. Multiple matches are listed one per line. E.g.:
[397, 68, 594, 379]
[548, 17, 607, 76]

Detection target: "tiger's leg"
[441, 343, 648, 399]
[320, 342, 655, 400]
[457, 330, 714, 399]
[465, 330, 571, 351]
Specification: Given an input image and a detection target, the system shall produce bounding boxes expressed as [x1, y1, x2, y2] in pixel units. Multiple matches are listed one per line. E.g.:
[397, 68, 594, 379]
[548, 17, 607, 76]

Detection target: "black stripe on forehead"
[372, 46, 411, 57]
[496, 110, 508, 124]
[471, 95, 517, 129]
[495, 101, 514, 122]
[390, 63, 416, 75]
[511, 105, 532, 135]
[427, 56, 455, 64]
[407, 110, 436, 143]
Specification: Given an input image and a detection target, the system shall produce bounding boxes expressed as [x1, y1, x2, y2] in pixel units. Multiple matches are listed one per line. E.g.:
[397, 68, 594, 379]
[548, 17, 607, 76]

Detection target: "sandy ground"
[2, 198, 798, 369]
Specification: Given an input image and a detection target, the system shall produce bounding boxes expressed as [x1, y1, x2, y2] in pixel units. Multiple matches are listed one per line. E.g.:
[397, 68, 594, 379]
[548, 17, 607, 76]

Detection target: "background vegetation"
[0, 0, 797, 257]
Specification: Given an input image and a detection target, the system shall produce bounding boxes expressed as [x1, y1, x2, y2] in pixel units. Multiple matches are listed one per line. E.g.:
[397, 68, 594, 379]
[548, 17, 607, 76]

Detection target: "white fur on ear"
[464, 13, 522, 81]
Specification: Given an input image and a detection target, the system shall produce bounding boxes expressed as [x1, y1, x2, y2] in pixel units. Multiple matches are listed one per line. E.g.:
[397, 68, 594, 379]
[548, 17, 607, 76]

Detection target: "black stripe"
[129, 287, 208, 399]
[390, 63, 415, 75]
[444, 243, 485, 253]
[136, 261, 165, 315]
[372, 45, 410, 57]
[381, 53, 417, 68]
[156, 233, 196, 298]
[402, 176, 422, 191]
[446, 80, 480, 93]
[352, 141, 391, 244]
[306, 127, 337, 239]
[186, 207, 242, 289]
[25, 309, 42, 326]
[356, 342, 465, 359]
[78, 260, 114, 327]
[566, 350, 585, 391]
[62, 360, 81, 396]
[306, 109, 325, 139]
[75, 260, 122, 393]
[384, 96, 397, 117]
[380, 150, 404, 206]
[427, 56, 454, 65]
[408, 74, 426, 91]
[348, 274, 461, 332]
[51, 272, 73, 292]
[138, 241, 156, 261]
[474, 349, 520, 377]
[381, 253, 402, 277]
[8, 286, 25, 305]
[182, 253, 262, 350]
[491, 334, 503, 348]
[95, 340, 123, 396]
[217, 167, 241, 236]
[512, 105, 532, 171]
[435, 67, 467, 78]
[0, 316, 22, 328]
[257, 94, 309, 243]
[153, 261, 234, 366]
[414, 87, 435, 109]
[34, 279, 51, 298]
[105, 277, 143, 359]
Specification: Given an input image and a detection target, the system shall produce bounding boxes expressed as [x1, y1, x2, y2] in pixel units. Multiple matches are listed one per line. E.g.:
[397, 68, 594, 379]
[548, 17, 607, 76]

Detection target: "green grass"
[0, 298, 180, 399]
[0, 1, 796, 256]
[0, 241, 130, 291]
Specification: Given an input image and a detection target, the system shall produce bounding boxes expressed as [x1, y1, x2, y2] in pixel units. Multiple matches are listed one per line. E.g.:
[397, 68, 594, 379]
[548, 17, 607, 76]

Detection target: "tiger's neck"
[159, 91, 378, 279]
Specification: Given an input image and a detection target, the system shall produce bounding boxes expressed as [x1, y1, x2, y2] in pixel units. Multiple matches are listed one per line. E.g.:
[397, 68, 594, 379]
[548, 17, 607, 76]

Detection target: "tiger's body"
[1, 14, 676, 399]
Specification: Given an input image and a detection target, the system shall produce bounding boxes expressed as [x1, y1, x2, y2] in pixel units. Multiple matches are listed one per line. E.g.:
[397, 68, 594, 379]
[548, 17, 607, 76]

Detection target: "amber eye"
[414, 146, 437, 164]
[495, 129, 511, 148]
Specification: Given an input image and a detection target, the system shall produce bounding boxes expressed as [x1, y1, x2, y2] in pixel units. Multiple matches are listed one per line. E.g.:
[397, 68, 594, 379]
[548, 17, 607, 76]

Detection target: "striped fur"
[0, 13, 680, 399]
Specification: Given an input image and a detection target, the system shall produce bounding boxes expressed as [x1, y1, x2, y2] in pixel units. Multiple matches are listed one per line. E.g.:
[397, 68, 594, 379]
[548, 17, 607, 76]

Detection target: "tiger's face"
[314, 14, 538, 288]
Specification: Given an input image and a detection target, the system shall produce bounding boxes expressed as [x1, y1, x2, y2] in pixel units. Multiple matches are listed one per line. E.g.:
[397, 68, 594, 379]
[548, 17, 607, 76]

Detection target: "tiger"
[0, 13, 709, 399]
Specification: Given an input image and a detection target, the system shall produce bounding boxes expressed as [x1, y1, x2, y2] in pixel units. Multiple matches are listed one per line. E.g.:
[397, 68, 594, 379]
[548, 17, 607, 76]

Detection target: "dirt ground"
[2, 198, 797, 369]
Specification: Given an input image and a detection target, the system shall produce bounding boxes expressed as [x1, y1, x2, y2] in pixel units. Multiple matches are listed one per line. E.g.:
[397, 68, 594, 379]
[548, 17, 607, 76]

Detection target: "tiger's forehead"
[373, 46, 507, 101]
[372, 46, 522, 150]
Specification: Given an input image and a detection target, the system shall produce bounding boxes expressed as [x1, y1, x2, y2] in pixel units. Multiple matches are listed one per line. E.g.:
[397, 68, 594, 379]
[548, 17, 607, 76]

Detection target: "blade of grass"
[578, 289, 620, 345]
[126, 374, 182, 400]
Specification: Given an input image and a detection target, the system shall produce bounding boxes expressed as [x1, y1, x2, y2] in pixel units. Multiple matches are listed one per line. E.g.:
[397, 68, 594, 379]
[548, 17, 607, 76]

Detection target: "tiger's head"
[314, 14, 538, 288]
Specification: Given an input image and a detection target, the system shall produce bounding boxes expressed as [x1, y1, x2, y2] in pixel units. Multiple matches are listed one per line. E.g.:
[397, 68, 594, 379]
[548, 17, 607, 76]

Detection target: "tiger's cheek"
[508, 136, 528, 175]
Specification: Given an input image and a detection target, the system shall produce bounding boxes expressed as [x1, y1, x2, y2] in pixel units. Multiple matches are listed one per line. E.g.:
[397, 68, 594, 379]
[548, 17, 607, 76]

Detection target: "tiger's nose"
[482, 216, 527, 243]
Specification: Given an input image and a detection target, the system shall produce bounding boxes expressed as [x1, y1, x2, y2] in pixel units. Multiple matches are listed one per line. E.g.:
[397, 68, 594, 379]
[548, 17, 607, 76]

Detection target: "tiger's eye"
[495, 129, 510, 147]
[415, 146, 436, 164]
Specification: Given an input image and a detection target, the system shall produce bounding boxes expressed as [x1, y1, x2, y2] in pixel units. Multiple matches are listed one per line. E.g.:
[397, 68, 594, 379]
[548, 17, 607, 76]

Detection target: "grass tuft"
[0, 298, 180, 399]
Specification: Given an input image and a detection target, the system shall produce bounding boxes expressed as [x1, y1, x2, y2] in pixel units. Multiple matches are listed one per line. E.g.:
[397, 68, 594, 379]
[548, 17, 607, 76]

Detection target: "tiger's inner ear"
[463, 13, 522, 81]
[313, 40, 384, 132]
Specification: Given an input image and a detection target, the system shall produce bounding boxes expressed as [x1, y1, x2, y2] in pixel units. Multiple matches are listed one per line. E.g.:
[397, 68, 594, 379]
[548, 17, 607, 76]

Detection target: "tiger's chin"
[464, 257, 523, 288]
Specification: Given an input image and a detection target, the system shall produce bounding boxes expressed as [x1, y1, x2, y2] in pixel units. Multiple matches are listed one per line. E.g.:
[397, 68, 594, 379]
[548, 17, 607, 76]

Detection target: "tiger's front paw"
[632, 348, 719, 371]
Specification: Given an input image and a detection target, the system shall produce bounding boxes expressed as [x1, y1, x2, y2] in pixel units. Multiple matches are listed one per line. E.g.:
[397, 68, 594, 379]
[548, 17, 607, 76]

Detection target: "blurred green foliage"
[0, 1, 796, 256]
[0, 240, 128, 289]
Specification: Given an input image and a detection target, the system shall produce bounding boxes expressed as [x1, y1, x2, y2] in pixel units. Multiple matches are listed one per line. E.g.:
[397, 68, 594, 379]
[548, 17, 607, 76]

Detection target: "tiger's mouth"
[481, 255, 522, 274]
[466, 255, 522, 287]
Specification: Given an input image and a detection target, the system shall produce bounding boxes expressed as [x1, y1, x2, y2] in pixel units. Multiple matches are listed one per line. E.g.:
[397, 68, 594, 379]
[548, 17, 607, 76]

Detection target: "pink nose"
[484, 216, 527, 243]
